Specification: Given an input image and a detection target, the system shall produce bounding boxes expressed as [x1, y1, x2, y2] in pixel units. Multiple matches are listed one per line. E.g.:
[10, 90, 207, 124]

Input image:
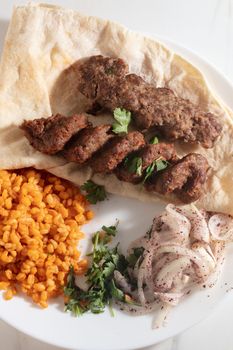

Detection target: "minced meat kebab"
[76, 55, 222, 148]
[21, 113, 209, 203]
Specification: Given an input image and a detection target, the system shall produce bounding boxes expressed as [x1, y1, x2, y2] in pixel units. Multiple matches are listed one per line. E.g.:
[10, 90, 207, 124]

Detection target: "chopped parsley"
[64, 223, 130, 317]
[156, 159, 169, 171]
[102, 222, 119, 237]
[124, 152, 169, 181]
[109, 279, 124, 301]
[81, 180, 107, 204]
[149, 136, 159, 145]
[125, 156, 143, 176]
[127, 247, 145, 268]
[143, 158, 169, 183]
[143, 160, 156, 183]
[112, 108, 131, 134]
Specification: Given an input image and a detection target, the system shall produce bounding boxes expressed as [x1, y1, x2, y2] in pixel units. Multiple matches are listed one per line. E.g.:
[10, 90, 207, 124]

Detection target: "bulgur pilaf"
[0, 169, 93, 308]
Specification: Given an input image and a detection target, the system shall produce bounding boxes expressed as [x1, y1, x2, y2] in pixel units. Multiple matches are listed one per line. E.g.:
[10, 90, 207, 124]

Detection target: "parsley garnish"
[156, 159, 169, 171]
[112, 108, 131, 134]
[109, 279, 124, 301]
[125, 156, 143, 176]
[64, 223, 130, 316]
[81, 180, 107, 204]
[127, 247, 145, 268]
[102, 222, 119, 237]
[143, 160, 157, 183]
[149, 136, 159, 144]
[143, 158, 169, 183]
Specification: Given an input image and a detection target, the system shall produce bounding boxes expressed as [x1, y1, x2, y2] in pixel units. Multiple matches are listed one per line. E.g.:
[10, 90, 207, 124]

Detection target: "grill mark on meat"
[115, 143, 178, 184]
[90, 131, 145, 173]
[21, 114, 209, 203]
[62, 125, 113, 164]
[77, 56, 222, 148]
[145, 153, 209, 203]
[21, 114, 89, 155]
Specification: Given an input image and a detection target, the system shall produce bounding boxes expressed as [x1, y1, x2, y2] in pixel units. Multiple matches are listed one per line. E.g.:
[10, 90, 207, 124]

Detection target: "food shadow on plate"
[0, 19, 9, 54]
[19, 291, 66, 313]
[49, 295, 67, 313]
[13, 291, 50, 311]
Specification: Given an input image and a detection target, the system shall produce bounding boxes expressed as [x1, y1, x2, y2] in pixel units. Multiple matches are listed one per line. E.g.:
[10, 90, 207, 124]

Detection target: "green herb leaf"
[64, 222, 127, 317]
[156, 159, 169, 171]
[133, 247, 145, 257]
[149, 136, 159, 144]
[112, 108, 131, 134]
[127, 253, 138, 267]
[103, 261, 116, 278]
[64, 298, 86, 316]
[81, 180, 107, 204]
[117, 254, 129, 273]
[102, 222, 119, 237]
[64, 266, 89, 316]
[127, 247, 145, 267]
[109, 279, 124, 301]
[64, 265, 75, 293]
[108, 300, 115, 317]
[127, 157, 143, 176]
[64, 222, 144, 318]
[143, 160, 157, 183]
[143, 158, 169, 183]
[89, 295, 106, 314]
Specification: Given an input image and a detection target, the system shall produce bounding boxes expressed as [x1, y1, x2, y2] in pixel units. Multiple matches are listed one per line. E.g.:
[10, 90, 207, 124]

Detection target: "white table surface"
[0, 1, 233, 349]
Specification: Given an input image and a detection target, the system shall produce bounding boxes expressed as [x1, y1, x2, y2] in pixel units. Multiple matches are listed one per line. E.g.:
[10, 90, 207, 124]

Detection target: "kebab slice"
[77, 55, 222, 148]
[21, 114, 89, 155]
[115, 143, 178, 184]
[63, 125, 114, 164]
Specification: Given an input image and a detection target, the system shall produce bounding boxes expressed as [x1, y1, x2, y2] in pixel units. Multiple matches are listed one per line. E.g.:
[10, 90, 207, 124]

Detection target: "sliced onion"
[152, 204, 191, 246]
[114, 271, 133, 295]
[154, 256, 191, 291]
[191, 243, 216, 270]
[152, 254, 177, 277]
[122, 204, 233, 329]
[152, 303, 172, 329]
[115, 299, 160, 316]
[137, 250, 152, 306]
[153, 244, 214, 284]
[182, 204, 210, 243]
[208, 214, 233, 241]
[210, 240, 225, 261]
[154, 292, 184, 306]
[205, 242, 225, 288]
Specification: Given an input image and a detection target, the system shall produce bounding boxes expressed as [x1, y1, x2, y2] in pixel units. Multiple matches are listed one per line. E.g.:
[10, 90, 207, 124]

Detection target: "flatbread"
[0, 3, 232, 214]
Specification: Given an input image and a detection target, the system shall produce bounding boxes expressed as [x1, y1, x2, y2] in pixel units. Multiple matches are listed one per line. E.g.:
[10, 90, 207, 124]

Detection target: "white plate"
[1, 26, 233, 350]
